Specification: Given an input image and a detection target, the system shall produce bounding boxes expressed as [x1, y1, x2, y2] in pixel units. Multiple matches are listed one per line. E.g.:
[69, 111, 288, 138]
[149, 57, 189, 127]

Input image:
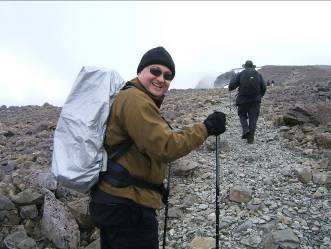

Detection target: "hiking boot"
[247, 136, 254, 144]
[241, 132, 250, 139]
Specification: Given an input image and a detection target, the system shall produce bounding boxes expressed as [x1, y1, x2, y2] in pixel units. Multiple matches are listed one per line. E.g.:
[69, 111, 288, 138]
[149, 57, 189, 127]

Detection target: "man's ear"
[137, 72, 142, 82]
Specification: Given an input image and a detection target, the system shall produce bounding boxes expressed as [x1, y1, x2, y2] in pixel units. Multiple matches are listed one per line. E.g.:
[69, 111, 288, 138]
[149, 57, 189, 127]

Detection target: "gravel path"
[158, 96, 330, 249]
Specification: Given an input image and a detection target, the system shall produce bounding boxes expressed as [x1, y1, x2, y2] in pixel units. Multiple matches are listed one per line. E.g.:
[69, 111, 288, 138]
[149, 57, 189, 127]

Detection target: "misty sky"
[1, 1, 331, 106]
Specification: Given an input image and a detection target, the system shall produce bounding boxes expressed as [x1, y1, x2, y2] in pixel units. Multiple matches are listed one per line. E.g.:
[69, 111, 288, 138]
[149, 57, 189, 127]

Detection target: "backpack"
[51, 66, 125, 193]
[238, 69, 261, 96]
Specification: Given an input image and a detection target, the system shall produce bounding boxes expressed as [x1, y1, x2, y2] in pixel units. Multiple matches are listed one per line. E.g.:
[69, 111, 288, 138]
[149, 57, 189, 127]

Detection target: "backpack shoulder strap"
[107, 139, 134, 162]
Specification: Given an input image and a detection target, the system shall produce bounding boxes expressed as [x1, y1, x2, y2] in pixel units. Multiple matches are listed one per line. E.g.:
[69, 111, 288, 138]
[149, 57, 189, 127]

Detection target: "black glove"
[203, 111, 226, 136]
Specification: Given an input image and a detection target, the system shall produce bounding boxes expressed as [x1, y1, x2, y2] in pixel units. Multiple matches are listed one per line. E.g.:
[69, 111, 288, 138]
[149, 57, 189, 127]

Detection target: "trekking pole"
[162, 166, 171, 249]
[229, 90, 232, 113]
[215, 135, 220, 249]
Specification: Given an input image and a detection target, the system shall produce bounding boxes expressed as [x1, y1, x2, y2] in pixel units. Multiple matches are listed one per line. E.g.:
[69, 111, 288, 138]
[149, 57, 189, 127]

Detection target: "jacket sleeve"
[118, 92, 208, 163]
[229, 72, 240, 91]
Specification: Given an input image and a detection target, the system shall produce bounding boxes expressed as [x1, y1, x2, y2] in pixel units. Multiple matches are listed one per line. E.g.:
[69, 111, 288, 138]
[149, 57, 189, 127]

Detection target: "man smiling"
[89, 47, 226, 249]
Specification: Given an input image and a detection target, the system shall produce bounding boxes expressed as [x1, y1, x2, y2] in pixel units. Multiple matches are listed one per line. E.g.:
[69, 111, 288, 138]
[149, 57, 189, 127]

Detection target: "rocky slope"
[213, 65, 331, 88]
[0, 67, 330, 248]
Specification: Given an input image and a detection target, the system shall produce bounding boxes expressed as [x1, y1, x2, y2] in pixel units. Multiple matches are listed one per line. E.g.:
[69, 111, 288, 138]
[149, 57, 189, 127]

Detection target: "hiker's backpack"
[238, 69, 261, 96]
[51, 66, 125, 193]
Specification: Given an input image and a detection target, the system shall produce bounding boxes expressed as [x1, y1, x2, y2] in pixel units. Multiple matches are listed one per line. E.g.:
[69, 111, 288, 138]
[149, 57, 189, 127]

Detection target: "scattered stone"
[190, 236, 215, 249]
[240, 233, 262, 248]
[312, 171, 327, 185]
[229, 186, 252, 203]
[4, 230, 37, 249]
[19, 205, 38, 219]
[296, 167, 312, 183]
[10, 188, 43, 206]
[171, 155, 200, 176]
[0, 194, 20, 225]
[262, 228, 300, 249]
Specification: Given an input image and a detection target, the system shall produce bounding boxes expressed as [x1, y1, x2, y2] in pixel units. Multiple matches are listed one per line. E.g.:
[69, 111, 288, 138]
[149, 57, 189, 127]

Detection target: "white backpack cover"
[51, 66, 125, 193]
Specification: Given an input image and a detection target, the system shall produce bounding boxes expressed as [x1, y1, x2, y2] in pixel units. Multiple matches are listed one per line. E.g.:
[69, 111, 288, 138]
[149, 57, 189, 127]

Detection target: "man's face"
[138, 64, 173, 97]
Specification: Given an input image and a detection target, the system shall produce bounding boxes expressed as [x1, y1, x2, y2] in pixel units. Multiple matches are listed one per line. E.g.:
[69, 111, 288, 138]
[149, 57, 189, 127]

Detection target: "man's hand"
[203, 111, 226, 136]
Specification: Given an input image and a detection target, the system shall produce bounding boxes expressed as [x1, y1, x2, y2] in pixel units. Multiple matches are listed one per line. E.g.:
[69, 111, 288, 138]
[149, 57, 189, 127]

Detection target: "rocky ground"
[159, 88, 330, 249]
[0, 70, 330, 248]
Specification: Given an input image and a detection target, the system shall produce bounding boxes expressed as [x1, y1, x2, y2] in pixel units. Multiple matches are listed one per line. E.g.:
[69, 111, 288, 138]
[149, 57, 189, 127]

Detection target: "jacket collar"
[127, 78, 164, 108]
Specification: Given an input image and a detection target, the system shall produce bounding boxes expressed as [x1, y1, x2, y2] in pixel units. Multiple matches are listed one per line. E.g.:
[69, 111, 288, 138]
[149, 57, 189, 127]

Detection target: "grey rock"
[168, 207, 184, 219]
[219, 216, 237, 229]
[4, 230, 37, 249]
[38, 172, 58, 191]
[262, 228, 300, 249]
[312, 171, 327, 185]
[1, 160, 16, 174]
[19, 205, 38, 219]
[240, 233, 262, 248]
[17, 237, 38, 249]
[10, 188, 43, 206]
[296, 167, 312, 183]
[236, 219, 254, 232]
[171, 155, 200, 176]
[41, 189, 80, 249]
[0, 194, 19, 225]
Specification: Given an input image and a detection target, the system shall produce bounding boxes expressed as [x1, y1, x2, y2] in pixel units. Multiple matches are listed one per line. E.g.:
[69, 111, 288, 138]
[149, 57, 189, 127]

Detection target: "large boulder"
[283, 105, 319, 127]
[41, 190, 80, 249]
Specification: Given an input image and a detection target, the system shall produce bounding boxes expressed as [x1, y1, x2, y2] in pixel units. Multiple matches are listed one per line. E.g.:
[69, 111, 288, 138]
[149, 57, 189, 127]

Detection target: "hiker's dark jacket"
[229, 68, 266, 106]
[96, 78, 208, 209]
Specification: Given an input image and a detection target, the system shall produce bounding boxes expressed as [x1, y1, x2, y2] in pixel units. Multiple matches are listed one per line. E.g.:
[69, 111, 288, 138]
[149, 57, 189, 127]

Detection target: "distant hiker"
[266, 80, 270, 86]
[271, 80, 275, 87]
[89, 46, 227, 249]
[229, 60, 266, 144]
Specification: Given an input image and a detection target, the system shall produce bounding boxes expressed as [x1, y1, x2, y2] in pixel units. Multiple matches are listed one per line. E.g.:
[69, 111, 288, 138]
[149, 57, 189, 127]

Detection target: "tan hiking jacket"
[98, 78, 208, 209]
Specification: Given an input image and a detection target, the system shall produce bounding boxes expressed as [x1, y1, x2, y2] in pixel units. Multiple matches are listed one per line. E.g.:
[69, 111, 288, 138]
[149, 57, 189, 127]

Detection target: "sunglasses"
[149, 67, 174, 81]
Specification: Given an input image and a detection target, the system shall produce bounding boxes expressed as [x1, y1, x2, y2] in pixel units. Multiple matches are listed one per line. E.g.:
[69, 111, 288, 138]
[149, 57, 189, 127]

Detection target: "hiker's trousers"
[89, 201, 158, 249]
[237, 102, 261, 138]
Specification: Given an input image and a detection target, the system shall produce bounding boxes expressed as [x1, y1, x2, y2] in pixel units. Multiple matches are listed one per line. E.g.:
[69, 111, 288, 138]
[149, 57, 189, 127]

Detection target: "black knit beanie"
[137, 47, 175, 76]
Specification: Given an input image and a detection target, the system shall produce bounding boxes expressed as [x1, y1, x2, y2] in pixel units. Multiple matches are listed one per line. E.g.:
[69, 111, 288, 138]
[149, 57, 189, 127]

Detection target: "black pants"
[89, 201, 159, 249]
[237, 102, 260, 139]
